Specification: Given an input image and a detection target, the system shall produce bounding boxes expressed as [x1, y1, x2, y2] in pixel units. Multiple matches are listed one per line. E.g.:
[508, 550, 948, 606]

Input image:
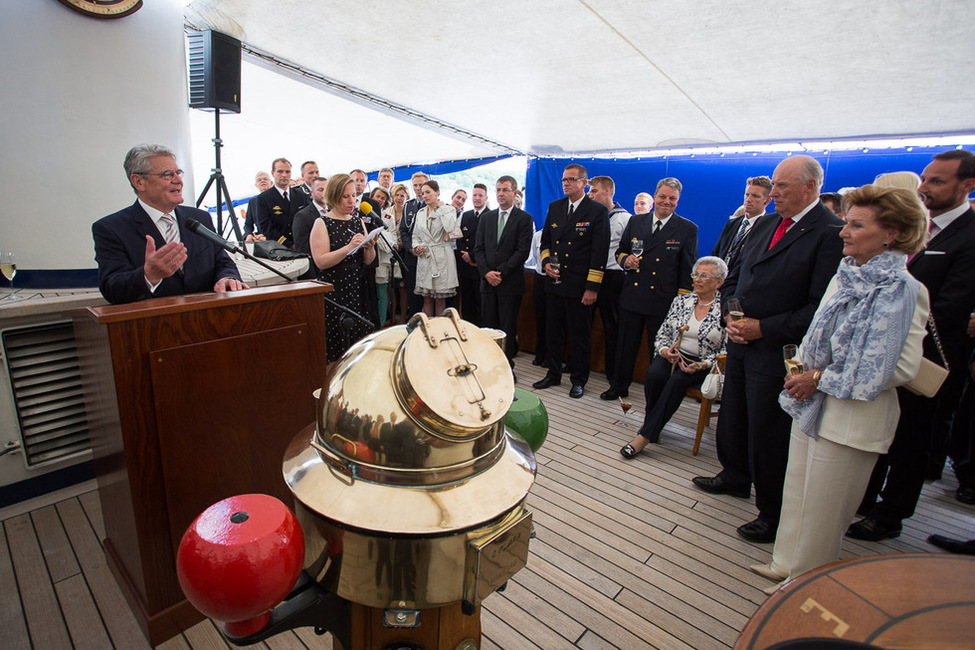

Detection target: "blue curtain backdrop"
[525, 145, 973, 255]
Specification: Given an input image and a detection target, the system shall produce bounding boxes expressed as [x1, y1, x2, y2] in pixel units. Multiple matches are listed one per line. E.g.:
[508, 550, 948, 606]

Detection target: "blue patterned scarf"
[779, 250, 919, 436]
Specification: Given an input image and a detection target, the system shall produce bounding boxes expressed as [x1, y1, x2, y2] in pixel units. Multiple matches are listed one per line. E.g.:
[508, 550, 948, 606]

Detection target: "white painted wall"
[0, 1, 193, 489]
[0, 0, 195, 272]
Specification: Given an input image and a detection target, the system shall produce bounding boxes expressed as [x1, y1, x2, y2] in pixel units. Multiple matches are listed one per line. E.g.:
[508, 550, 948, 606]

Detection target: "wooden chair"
[686, 354, 727, 456]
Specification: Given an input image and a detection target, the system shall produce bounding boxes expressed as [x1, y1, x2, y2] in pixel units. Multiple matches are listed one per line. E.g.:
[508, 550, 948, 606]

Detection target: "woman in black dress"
[310, 173, 376, 361]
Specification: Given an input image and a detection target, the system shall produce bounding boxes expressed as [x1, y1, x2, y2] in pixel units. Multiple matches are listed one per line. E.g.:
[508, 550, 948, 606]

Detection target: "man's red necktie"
[767, 218, 794, 250]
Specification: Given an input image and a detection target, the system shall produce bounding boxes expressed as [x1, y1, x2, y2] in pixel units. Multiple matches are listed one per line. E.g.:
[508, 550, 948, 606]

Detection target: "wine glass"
[727, 298, 744, 323]
[549, 254, 561, 285]
[1, 251, 21, 301]
[630, 239, 644, 258]
[783, 344, 803, 376]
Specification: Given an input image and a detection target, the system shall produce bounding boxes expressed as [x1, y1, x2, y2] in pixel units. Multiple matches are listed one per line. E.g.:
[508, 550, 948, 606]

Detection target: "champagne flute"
[783, 344, 803, 376]
[1, 251, 21, 301]
[549, 254, 561, 285]
[727, 298, 744, 323]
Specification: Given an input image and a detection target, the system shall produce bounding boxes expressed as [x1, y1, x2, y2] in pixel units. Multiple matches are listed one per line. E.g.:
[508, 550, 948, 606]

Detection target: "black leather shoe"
[531, 358, 543, 366]
[569, 384, 584, 399]
[846, 517, 901, 541]
[599, 387, 629, 401]
[532, 376, 560, 390]
[737, 518, 777, 543]
[620, 444, 638, 459]
[956, 486, 975, 505]
[692, 475, 750, 499]
[928, 534, 975, 555]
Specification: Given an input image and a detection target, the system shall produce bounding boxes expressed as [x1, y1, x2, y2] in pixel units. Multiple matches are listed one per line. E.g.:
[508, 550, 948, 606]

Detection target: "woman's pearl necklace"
[696, 297, 716, 308]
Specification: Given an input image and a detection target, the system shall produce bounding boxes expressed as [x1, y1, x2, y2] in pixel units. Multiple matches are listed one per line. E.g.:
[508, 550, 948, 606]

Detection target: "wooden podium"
[71, 281, 330, 646]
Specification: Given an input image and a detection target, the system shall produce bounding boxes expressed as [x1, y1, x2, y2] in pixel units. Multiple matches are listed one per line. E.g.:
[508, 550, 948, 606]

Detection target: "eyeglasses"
[561, 177, 586, 183]
[140, 170, 184, 180]
[690, 271, 716, 280]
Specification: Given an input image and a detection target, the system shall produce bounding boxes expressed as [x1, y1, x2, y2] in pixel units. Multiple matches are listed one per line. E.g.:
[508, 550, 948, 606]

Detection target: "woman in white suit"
[751, 185, 929, 593]
[412, 179, 459, 316]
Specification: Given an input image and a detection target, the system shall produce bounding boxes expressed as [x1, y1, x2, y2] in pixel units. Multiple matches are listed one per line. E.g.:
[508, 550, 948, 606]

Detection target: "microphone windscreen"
[359, 201, 373, 216]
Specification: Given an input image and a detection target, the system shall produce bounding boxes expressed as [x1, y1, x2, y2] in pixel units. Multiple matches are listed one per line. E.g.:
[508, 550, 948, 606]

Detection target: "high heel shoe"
[620, 444, 638, 459]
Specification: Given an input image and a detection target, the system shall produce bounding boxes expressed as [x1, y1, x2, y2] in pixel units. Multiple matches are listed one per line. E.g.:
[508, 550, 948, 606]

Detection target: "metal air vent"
[2, 321, 91, 467]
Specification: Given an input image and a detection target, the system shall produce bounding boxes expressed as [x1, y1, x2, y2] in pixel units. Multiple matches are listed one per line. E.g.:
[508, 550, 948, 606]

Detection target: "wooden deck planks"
[4, 513, 73, 649]
[0, 350, 971, 649]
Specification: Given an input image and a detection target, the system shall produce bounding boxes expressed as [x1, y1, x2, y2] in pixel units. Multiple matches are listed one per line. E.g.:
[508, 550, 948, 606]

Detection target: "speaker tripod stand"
[195, 110, 245, 242]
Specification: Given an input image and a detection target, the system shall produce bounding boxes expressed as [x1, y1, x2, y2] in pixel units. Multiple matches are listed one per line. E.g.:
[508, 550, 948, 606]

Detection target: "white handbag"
[700, 363, 724, 400]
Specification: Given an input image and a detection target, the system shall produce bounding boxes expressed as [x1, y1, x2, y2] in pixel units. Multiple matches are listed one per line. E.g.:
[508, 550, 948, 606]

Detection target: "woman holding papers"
[310, 173, 376, 361]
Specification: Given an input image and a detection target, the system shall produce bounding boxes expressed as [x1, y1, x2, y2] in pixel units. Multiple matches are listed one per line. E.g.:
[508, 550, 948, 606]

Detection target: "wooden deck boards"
[2, 352, 973, 649]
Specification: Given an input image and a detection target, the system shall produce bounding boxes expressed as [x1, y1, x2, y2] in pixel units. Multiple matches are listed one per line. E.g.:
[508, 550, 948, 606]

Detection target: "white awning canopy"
[185, 0, 974, 173]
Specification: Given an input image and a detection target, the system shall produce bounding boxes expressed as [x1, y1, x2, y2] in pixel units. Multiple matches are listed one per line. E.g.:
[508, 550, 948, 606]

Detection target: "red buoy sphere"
[176, 494, 305, 637]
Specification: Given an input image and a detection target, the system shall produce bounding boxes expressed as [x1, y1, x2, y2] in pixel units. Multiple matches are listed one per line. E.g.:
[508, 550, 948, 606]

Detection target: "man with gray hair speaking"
[93, 143, 245, 304]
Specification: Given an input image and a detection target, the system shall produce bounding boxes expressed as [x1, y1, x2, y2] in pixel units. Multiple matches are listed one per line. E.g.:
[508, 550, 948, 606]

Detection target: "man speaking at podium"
[93, 144, 245, 304]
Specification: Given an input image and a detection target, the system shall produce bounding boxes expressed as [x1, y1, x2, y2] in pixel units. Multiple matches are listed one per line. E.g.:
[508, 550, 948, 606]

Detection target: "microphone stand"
[376, 229, 408, 277]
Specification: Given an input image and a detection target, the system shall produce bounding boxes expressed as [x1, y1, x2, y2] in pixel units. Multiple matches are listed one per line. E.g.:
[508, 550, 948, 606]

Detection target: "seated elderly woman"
[750, 185, 929, 594]
[620, 256, 728, 458]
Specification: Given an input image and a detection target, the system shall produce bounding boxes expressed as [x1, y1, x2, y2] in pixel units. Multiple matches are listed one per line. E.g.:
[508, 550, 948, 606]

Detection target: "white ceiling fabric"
[186, 0, 975, 168]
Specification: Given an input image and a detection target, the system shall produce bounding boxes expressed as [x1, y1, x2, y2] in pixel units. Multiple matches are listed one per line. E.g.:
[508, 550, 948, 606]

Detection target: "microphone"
[184, 219, 241, 254]
[184, 218, 294, 284]
[358, 200, 379, 224]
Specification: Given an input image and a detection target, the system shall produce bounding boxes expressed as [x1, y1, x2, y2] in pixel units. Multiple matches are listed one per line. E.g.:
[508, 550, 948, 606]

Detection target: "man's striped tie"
[161, 213, 178, 244]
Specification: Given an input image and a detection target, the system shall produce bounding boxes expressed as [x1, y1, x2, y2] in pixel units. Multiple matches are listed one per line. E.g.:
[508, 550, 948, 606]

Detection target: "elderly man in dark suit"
[602, 177, 697, 401]
[255, 157, 310, 247]
[92, 144, 245, 305]
[474, 175, 533, 372]
[693, 155, 845, 544]
[711, 176, 772, 268]
[850, 149, 975, 540]
[532, 164, 610, 399]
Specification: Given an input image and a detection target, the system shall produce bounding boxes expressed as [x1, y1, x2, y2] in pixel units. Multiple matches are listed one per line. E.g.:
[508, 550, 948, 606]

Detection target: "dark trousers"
[926, 361, 971, 478]
[594, 269, 624, 384]
[612, 309, 664, 391]
[482, 291, 522, 364]
[715, 346, 794, 524]
[533, 274, 547, 363]
[638, 354, 708, 443]
[861, 385, 947, 525]
[544, 292, 593, 386]
[458, 274, 481, 326]
[949, 362, 975, 489]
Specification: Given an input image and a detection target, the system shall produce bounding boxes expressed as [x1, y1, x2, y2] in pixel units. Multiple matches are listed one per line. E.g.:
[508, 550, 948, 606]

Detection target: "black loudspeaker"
[187, 30, 241, 113]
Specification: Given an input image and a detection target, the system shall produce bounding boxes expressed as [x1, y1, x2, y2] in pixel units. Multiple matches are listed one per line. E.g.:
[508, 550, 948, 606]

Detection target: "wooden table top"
[735, 552, 975, 649]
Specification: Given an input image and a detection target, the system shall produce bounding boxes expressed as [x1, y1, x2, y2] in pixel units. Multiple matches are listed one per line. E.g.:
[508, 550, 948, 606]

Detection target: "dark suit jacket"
[399, 198, 423, 269]
[713, 214, 761, 270]
[456, 209, 483, 280]
[539, 196, 609, 297]
[292, 203, 324, 258]
[473, 207, 533, 295]
[908, 207, 975, 367]
[255, 187, 309, 246]
[244, 196, 260, 236]
[722, 202, 845, 372]
[92, 201, 240, 305]
[616, 212, 698, 316]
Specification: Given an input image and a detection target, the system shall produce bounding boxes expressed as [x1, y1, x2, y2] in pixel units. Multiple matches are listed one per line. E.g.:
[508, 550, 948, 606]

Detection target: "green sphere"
[505, 388, 548, 452]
